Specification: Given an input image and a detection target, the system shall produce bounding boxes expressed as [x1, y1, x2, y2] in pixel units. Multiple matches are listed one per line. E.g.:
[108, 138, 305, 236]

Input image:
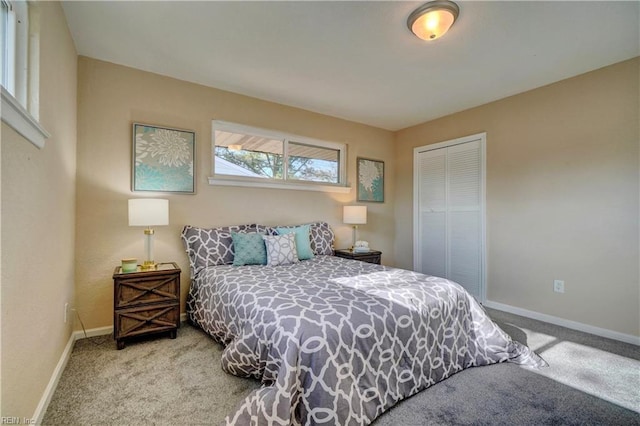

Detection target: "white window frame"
[209, 120, 350, 193]
[0, 0, 49, 149]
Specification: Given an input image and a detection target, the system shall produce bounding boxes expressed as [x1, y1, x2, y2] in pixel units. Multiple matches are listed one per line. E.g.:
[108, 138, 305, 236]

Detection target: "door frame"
[412, 132, 487, 302]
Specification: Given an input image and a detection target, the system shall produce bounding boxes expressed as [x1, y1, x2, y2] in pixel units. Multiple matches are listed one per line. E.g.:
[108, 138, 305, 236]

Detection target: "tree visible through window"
[214, 131, 284, 179]
[213, 122, 344, 186]
[287, 141, 339, 183]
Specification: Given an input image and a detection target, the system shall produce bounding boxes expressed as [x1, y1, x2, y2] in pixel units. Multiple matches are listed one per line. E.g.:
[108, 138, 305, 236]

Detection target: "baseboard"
[32, 313, 190, 423]
[73, 325, 113, 340]
[32, 331, 76, 425]
[70, 314, 188, 340]
[484, 300, 640, 346]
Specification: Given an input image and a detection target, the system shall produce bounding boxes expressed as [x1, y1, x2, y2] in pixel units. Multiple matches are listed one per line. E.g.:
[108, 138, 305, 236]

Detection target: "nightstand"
[113, 262, 181, 350]
[334, 249, 382, 265]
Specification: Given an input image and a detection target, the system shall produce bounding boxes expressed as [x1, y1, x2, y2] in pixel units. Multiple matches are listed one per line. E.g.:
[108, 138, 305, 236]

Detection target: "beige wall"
[2, 9, 635, 417]
[1, 2, 77, 419]
[75, 57, 395, 329]
[395, 58, 640, 337]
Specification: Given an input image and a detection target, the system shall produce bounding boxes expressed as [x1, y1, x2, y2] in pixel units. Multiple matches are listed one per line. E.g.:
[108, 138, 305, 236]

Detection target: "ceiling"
[61, 1, 639, 131]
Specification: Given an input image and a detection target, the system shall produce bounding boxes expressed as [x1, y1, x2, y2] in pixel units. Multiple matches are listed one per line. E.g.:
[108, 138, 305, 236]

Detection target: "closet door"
[414, 135, 485, 301]
[447, 140, 482, 299]
[416, 147, 447, 278]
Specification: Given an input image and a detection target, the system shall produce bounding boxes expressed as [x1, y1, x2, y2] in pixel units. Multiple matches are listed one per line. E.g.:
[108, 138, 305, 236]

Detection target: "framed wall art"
[132, 123, 195, 193]
[357, 157, 384, 203]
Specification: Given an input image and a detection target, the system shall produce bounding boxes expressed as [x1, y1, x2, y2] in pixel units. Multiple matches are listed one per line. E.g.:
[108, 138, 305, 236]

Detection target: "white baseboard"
[32, 313, 190, 423]
[484, 300, 640, 346]
[73, 325, 113, 339]
[32, 331, 76, 425]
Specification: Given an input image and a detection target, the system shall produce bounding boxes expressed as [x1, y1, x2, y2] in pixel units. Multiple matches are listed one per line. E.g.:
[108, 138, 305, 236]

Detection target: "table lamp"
[343, 205, 367, 251]
[128, 199, 169, 270]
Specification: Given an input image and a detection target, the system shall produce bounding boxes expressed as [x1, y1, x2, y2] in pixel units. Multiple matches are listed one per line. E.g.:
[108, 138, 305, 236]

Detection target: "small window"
[1, 0, 27, 103]
[1, 0, 14, 92]
[214, 130, 284, 179]
[0, 0, 49, 148]
[211, 121, 348, 193]
[287, 141, 340, 184]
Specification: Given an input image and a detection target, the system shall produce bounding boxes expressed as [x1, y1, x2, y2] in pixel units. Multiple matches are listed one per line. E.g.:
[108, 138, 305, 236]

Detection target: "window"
[1, 0, 11, 90]
[287, 141, 340, 183]
[1, 0, 26, 103]
[0, 0, 48, 148]
[210, 121, 349, 193]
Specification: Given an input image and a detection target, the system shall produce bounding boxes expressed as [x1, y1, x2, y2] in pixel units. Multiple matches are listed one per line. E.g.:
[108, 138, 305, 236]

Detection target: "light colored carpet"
[43, 308, 640, 425]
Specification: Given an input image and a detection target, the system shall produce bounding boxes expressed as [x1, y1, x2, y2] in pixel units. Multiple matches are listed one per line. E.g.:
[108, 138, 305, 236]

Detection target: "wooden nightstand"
[113, 262, 181, 350]
[334, 249, 382, 265]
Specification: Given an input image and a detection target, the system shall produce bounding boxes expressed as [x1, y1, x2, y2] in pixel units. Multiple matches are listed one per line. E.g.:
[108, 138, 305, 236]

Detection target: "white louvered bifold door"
[414, 136, 485, 301]
[417, 148, 447, 279]
[447, 141, 482, 299]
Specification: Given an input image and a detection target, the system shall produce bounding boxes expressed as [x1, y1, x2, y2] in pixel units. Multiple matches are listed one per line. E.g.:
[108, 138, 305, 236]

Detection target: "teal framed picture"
[132, 123, 195, 193]
[357, 157, 384, 203]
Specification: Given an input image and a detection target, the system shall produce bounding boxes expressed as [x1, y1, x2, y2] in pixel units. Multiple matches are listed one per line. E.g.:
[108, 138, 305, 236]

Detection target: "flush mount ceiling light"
[407, 0, 459, 41]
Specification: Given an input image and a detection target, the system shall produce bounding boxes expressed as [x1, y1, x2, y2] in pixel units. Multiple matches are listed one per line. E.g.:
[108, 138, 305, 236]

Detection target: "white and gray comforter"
[187, 255, 546, 425]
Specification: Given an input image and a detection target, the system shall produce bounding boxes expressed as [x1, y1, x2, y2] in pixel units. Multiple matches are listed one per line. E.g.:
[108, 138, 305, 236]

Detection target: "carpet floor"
[43, 308, 640, 425]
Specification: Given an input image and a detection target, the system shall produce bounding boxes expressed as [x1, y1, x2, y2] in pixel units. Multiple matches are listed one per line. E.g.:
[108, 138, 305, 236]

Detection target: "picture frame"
[357, 157, 384, 203]
[132, 123, 196, 193]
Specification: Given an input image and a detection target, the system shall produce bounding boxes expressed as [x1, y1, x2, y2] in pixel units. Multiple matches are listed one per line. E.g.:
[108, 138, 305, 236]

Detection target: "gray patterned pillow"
[262, 233, 299, 266]
[255, 224, 277, 235]
[309, 222, 335, 255]
[181, 224, 258, 274]
[272, 222, 334, 255]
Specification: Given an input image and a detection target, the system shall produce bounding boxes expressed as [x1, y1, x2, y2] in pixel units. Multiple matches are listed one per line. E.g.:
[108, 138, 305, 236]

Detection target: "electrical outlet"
[64, 302, 69, 323]
[553, 280, 565, 294]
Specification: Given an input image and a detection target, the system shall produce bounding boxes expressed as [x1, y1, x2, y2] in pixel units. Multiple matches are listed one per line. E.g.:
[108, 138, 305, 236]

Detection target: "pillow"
[309, 222, 335, 255]
[275, 224, 314, 260]
[255, 224, 277, 235]
[262, 233, 299, 266]
[231, 232, 266, 266]
[273, 222, 334, 256]
[181, 224, 258, 273]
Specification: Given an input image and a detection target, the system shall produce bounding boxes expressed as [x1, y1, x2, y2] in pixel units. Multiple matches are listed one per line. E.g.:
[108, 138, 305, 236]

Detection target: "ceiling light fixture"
[407, 0, 459, 41]
[228, 144, 242, 151]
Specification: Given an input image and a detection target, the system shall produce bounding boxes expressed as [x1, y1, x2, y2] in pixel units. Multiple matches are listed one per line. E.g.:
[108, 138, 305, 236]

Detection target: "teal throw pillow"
[275, 224, 314, 260]
[231, 232, 267, 266]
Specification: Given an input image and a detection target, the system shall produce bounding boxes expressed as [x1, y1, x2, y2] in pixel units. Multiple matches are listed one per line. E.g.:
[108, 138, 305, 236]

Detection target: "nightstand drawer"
[115, 304, 179, 344]
[115, 273, 179, 308]
[352, 253, 381, 264]
[334, 249, 382, 265]
[113, 262, 180, 309]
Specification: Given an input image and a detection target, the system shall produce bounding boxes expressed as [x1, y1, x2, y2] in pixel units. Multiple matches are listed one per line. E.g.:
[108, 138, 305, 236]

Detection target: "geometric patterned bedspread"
[187, 255, 546, 425]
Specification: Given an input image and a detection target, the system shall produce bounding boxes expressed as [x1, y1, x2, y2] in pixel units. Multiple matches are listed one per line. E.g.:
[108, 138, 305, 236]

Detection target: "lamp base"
[351, 225, 358, 251]
[142, 229, 157, 271]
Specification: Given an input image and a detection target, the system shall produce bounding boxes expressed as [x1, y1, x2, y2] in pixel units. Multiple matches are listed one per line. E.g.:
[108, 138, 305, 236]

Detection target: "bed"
[182, 223, 546, 425]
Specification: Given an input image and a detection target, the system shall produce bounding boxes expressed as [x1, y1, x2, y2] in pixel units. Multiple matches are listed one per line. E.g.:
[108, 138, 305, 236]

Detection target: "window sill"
[1, 86, 50, 148]
[208, 176, 351, 194]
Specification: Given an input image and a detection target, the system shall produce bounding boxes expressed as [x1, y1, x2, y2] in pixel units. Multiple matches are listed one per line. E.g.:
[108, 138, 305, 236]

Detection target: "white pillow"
[262, 233, 299, 266]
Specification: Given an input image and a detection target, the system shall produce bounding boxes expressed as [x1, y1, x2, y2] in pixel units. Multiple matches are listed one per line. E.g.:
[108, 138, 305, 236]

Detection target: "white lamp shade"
[128, 199, 169, 227]
[343, 206, 367, 225]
